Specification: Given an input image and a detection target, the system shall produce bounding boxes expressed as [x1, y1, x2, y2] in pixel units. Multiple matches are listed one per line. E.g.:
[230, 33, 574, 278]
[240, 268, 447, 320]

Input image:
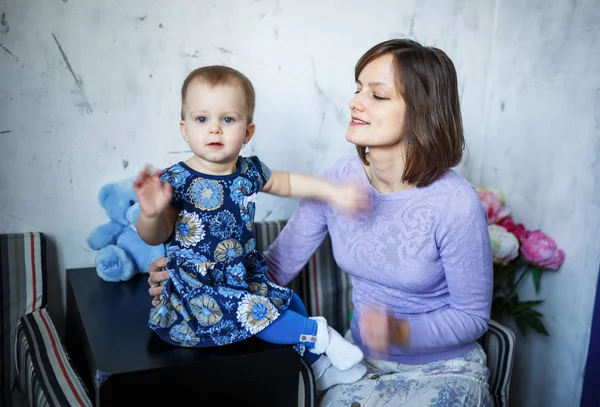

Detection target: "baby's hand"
[133, 165, 173, 218]
[330, 183, 370, 215]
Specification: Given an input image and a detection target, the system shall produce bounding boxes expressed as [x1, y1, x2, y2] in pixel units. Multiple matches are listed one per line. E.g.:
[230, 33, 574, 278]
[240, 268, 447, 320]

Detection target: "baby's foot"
[316, 360, 367, 391]
[324, 326, 364, 371]
[308, 316, 330, 354]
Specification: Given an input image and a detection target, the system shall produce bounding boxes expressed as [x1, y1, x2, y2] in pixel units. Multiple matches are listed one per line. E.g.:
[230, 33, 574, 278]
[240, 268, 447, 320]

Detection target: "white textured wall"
[471, 0, 600, 406]
[0, 0, 598, 405]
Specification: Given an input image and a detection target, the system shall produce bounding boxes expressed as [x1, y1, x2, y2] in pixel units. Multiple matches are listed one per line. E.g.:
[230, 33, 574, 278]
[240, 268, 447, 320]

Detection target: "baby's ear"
[244, 122, 256, 144]
[98, 183, 116, 209]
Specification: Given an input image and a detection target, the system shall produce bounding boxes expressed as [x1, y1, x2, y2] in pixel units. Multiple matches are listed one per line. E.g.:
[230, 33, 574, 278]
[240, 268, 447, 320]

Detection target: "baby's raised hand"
[330, 183, 370, 215]
[133, 165, 173, 218]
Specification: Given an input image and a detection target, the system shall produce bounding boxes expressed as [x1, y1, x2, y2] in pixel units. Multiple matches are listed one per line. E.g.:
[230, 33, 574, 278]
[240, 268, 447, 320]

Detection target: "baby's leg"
[256, 293, 363, 371]
[255, 294, 320, 358]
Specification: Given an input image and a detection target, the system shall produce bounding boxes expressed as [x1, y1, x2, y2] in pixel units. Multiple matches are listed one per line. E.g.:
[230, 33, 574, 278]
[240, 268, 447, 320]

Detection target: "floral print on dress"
[175, 210, 205, 247]
[188, 178, 224, 211]
[230, 177, 253, 204]
[148, 156, 293, 348]
[160, 163, 191, 190]
[169, 323, 201, 347]
[149, 301, 177, 328]
[244, 238, 256, 254]
[214, 239, 244, 263]
[210, 210, 239, 239]
[189, 295, 223, 327]
[236, 293, 279, 335]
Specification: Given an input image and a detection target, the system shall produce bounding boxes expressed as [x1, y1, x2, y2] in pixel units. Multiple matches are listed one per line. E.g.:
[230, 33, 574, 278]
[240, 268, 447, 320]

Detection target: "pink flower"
[498, 217, 527, 243]
[520, 230, 566, 270]
[478, 188, 510, 224]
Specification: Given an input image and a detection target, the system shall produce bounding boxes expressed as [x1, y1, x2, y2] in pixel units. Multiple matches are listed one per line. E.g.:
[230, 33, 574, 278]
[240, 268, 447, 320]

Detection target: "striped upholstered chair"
[254, 220, 516, 407]
[1, 233, 91, 407]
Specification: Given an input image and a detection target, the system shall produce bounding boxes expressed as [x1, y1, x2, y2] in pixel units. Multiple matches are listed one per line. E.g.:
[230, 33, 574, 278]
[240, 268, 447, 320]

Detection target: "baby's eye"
[196, 116, 207, 123]
[222, 117, 235, 124]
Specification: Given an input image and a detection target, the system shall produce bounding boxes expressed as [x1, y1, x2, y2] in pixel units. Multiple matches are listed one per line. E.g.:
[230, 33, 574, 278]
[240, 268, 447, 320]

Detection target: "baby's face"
[180, 81, 254, 168]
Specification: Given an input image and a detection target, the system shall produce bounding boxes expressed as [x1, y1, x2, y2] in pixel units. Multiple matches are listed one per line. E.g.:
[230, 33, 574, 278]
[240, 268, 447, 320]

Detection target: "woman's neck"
[365, 147, 414, 194]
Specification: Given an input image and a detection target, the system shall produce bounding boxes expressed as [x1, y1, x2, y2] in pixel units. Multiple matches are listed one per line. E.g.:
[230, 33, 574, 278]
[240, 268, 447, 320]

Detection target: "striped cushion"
[480, 319, 515, 407]
[15, 309, 91, 407]
[1, 233, 47, 407]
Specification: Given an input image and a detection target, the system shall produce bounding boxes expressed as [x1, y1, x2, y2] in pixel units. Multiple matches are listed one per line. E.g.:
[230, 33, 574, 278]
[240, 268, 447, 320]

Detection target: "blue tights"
[256, 293, 320, 364]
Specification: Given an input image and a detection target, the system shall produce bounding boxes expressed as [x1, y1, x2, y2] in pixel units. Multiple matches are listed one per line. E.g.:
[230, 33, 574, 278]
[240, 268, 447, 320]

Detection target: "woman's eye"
[373, 94, 387, 100]
[222, 117, 235, 124]
[196, 117, 207, 123]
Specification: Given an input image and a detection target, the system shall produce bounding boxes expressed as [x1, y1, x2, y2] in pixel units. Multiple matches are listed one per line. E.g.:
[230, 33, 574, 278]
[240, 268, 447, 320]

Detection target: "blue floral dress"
[148, 155, 293, 347]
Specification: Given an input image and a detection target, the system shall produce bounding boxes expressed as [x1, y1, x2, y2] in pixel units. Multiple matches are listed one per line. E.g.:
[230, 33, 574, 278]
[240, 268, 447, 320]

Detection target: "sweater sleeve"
[407, 184, 493, 349]
[265, 197, 329, 286]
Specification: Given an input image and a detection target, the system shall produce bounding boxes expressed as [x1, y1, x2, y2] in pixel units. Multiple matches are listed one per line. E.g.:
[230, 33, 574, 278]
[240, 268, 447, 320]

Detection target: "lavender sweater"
[266, 156, 493, 364]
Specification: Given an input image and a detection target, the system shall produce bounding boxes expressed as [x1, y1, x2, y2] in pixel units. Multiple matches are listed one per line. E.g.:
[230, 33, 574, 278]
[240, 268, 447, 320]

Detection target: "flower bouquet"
[478, 187, 566, 336]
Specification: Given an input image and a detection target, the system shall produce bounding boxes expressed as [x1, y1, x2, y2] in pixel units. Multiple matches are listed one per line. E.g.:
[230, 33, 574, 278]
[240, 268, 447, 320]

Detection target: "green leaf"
[515, 317, 529, 336]
[531, 268, 542, 293]
[513, 300, 544, 316]
[525, 314, 550, 336]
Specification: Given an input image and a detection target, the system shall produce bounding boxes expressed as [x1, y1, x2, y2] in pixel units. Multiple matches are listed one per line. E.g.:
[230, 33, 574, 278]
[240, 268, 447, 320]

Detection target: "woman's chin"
[345, 129, 362, 144]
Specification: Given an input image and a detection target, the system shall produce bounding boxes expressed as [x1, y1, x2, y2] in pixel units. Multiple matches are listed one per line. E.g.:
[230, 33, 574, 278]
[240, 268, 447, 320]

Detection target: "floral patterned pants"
[319, 335, 490, 407]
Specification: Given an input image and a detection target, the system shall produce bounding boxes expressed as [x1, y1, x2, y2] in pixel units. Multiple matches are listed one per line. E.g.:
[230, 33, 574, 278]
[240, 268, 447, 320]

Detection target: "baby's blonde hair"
[180, 65, 256, 123]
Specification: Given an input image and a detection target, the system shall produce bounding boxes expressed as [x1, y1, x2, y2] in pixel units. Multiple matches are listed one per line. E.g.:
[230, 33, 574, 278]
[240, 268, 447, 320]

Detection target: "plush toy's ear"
[98, 183, 116, 209]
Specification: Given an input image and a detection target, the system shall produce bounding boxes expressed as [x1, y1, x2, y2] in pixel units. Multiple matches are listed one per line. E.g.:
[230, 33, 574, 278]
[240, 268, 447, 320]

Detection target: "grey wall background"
[1, 0, 598, 405]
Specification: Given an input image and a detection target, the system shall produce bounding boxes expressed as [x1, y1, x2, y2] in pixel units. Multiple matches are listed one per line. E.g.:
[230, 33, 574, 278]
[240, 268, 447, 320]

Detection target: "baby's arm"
[134, 166, 178, 246]
[137, 206, 178, 246]
[262, 170, 369, 214]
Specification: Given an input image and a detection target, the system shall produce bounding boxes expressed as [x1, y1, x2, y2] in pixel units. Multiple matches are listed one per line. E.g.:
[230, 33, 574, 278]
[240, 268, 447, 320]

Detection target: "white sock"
[316, 362, 368, 391]
[308, 316, 329, 355]
[324, 326, 364, 371]
[310, 354, 332, 379]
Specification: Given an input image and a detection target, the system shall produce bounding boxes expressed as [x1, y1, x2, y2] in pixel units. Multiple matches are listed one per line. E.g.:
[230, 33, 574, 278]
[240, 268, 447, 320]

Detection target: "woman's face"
[345, 54, 407, 150]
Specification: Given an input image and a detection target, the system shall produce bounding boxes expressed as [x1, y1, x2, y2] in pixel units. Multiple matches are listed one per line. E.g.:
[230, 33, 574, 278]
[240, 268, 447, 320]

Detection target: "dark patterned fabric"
[152, 157, 293, 347]
[15, 309, 91, 407]
[1, 232, 91, 407]
[480, 319, 516, 407]
[1, 233, 47, 407]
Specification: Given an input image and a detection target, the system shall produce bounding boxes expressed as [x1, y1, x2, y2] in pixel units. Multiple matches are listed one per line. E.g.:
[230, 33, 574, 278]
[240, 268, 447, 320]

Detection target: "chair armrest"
[15, 309, 92, 407]
[480, 319, 516, 407]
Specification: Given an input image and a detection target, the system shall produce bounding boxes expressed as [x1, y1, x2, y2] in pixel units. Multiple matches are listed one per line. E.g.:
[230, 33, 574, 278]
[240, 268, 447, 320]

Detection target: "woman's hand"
[147, 257, 170, 306]
[358, 306, 410, 353]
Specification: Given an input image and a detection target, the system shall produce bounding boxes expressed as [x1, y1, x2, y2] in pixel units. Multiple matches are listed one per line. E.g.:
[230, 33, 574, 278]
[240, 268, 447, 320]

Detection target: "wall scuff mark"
[1, 13, 9, 35]
[0, 42, 18, 62]
[51, 33, 93, 114]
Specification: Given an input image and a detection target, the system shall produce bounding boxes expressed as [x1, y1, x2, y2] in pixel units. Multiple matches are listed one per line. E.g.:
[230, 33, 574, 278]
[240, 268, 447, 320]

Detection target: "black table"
[66, 267, 303, 406]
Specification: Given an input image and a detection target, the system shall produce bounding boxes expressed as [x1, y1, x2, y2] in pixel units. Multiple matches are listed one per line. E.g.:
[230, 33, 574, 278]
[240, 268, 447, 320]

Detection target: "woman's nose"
[349, 94, 364, 111]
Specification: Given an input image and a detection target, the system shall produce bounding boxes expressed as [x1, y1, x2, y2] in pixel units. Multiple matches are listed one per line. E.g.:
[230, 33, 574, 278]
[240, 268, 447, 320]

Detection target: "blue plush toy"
[87, 177, 165, 282]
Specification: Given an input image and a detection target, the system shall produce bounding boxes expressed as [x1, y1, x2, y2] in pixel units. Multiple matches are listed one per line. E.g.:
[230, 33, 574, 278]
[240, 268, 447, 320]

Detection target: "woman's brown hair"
[355, 39, 464, 187]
